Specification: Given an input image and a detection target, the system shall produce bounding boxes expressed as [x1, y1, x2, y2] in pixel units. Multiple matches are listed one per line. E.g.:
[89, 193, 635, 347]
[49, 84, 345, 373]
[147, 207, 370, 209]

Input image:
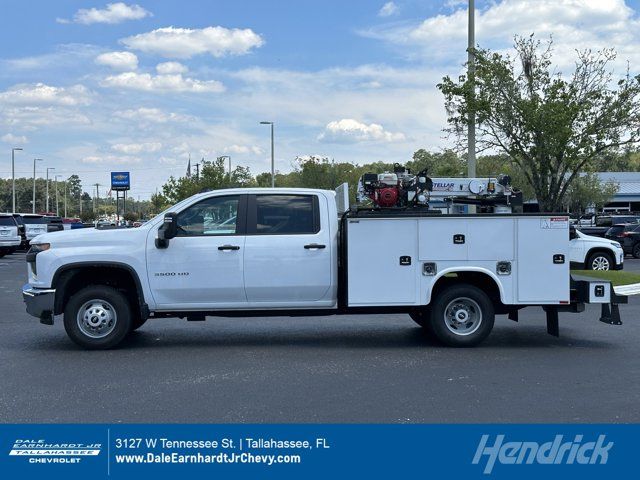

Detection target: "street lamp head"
[260, 121, 273, 125]
[12, 147, 23, 151]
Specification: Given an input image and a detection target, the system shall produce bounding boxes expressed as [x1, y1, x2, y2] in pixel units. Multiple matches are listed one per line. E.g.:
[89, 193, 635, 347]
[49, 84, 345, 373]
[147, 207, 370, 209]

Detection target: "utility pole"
[93, 183, 101, 216]
[55, 175, 61, 216]
[45, 167, 55, 213]
[79, 189, 83, 217]
[195, 162, 200, 180]
[218, 155, 231, 185]
[64, 181, 67, 218]
[260, 121, 275, 187]
[11, 147, 23, 213]
[467, 0, 476, 178]
[467, 0, 477, 213]
[32, 158, 43, 213]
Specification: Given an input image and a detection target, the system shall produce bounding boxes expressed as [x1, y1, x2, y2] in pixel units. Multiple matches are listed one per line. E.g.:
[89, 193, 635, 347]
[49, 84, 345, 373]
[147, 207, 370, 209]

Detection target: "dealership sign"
[111, 172, 130, 191]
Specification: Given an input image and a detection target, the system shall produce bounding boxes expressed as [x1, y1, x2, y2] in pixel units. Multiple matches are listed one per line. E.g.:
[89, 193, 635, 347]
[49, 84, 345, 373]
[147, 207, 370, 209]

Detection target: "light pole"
[45, 167, 55, 213]
[32, 158, 43, 213]
[467, 0, 476, 213]
[219, 155, 231, 185]
[260, 121, 275, 187]
[55, 175, 61, 216]
[64, 180, 68, 218]
[11, 147, 23, 213]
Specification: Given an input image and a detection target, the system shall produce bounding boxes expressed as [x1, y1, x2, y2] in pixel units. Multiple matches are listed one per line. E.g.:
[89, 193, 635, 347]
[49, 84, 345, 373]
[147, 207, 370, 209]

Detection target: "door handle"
[218, 245, 240, 251]
[304, 244, 326, 249]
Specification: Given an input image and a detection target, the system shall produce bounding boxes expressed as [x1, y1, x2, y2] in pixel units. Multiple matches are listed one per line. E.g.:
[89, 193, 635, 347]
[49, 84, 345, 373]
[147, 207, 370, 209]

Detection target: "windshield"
[0, 216, 16, 226]
[147, 193, 207, 226]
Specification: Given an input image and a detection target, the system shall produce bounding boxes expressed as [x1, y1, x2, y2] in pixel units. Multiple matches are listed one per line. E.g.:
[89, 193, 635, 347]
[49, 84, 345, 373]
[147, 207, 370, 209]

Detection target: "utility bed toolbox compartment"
[345, 213, 569, 307]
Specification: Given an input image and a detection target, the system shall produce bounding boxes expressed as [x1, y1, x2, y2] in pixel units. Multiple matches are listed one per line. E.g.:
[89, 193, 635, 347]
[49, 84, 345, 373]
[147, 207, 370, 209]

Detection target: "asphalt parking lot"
[1, 251, 639, 423]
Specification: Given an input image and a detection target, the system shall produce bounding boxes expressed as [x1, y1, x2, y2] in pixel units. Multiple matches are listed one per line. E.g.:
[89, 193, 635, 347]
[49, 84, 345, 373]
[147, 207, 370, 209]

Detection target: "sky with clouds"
[1, 0, 640, 198]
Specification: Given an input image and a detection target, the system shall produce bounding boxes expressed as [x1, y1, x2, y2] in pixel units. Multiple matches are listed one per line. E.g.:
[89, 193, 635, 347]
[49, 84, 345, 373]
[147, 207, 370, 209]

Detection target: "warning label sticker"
[540, 217, 569, 229]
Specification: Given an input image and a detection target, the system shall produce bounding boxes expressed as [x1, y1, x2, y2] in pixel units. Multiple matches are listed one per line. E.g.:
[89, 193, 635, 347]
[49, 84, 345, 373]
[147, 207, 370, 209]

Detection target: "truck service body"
[22, 187, 629, 349]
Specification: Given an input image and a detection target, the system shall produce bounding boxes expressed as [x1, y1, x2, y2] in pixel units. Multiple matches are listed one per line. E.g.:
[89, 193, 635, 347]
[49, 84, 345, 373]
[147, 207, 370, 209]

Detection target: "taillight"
[620, 232, 630, 237]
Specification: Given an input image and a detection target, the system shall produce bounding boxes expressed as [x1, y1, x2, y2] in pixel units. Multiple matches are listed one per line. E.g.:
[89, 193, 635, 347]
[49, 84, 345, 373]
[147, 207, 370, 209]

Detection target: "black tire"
[586, 251, 614, 271]
[63, 285, 132, 349]
[429, 284, 495, 347]
[633, 243, 640, 260]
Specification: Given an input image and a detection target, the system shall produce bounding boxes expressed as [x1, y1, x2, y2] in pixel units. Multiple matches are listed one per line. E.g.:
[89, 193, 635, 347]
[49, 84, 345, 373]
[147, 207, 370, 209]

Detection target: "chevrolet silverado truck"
[22, 188, 629, 349]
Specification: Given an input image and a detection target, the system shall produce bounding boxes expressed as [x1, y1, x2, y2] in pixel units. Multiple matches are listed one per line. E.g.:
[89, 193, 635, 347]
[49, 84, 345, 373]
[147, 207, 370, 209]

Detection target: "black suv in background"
[43, 216, 64, 233]
[605, 223, 640, 258]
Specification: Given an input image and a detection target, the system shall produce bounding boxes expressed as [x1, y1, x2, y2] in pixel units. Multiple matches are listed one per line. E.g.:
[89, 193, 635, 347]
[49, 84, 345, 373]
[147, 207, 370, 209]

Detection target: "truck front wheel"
[429, 284, 494, 347]
[63, 285, 132, 349]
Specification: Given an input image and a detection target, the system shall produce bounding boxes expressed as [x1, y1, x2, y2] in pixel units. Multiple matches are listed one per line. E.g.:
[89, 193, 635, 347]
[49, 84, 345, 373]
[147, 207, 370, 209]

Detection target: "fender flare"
[425, 266, 507, 304]
[52, 261, 148, 316]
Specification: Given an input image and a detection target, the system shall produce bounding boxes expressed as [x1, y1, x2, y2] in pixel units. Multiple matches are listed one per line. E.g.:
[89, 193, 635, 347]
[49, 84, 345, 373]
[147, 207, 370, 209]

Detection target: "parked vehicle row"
[0, 213, 71, 256]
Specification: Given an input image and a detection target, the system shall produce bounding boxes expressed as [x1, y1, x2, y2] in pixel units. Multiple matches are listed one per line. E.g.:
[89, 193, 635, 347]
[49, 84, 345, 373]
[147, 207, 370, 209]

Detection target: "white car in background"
[20, 214, 48, 244]
[0, 213, 21, 256]
[570, 228, 624, 271]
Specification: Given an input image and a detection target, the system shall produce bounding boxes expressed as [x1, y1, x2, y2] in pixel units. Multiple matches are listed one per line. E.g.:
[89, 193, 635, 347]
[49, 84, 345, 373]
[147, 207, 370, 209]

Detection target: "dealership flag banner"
[0, 424, 634, 479]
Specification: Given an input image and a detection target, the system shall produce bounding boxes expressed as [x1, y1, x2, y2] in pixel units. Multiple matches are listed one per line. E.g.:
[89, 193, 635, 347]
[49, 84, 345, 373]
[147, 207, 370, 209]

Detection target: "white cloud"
[58, 2, 151, 25]
[81, 154, 142, 164]
[1, 133, 28, 144]
[156, 61, 188, 74]
[95, 51, 139, 70]
[113, 107, 191, 123]
[318, 119, 406, 143]
[223, 144, 263, 155]
[378, 2, 399, 17]
[0, 83, 92, 106]
[121, 26, 264, 59]
[0, 107, 91, 128]
[101, 72, 225, 93]
[111, 142, 162, 154]
[365, 0, 640, 68]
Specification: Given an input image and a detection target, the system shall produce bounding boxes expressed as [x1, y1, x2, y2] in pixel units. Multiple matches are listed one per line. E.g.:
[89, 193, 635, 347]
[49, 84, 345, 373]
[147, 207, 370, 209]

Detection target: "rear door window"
[249, 195, 319, 235]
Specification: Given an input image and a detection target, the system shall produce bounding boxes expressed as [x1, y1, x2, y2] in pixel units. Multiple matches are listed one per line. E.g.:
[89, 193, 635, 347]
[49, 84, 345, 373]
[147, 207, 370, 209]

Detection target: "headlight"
[610, 242, 621, 249]
[30, 242, 50, 252]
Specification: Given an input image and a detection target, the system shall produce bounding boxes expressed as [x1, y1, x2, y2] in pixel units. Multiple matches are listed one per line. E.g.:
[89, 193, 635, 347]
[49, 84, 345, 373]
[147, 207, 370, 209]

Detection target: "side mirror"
[155, 212, 178, 249]
[163, 212, 178, 240]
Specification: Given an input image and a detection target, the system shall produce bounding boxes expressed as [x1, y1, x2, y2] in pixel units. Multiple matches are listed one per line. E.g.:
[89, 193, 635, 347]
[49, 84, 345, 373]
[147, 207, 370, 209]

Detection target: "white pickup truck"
[22, 187, 629, 349]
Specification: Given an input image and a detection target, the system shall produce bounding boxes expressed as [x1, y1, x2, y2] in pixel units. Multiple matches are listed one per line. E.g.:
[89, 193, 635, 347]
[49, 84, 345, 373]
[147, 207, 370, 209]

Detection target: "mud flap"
[544, 307, 559, 337]
[600, 303, 622, 325]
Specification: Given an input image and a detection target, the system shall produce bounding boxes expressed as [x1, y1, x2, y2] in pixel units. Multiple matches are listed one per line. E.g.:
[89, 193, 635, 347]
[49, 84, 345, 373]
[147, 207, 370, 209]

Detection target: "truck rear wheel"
[429, 284, 494, 347]
[63, 285, 132, 349]
[633, 243, 640, 259]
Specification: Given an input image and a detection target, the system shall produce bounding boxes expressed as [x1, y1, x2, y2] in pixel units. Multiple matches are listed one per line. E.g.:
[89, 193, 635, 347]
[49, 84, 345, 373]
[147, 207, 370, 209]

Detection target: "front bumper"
[22, 284, 56, 324]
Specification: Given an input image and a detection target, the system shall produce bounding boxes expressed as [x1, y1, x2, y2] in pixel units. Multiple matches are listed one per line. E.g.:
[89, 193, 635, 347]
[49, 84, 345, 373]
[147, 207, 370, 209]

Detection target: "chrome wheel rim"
[76, 299, 117, 338]
[444, 297, 482, 336]
[591, 256, 610, 270]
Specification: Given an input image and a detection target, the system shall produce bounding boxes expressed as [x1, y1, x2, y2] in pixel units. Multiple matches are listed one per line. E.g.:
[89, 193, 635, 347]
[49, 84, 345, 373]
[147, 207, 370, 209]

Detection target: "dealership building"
[595, 172, 640, 212]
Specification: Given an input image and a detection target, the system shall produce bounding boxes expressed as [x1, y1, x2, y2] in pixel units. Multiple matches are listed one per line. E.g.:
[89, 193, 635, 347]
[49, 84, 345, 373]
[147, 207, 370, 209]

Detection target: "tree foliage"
[438, 35, 640, 211]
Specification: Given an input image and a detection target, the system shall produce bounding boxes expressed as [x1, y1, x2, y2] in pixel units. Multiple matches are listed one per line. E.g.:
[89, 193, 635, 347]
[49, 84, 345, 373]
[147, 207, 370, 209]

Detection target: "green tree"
[562, 173, 618, 213]
[438, 35, 640, 211]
